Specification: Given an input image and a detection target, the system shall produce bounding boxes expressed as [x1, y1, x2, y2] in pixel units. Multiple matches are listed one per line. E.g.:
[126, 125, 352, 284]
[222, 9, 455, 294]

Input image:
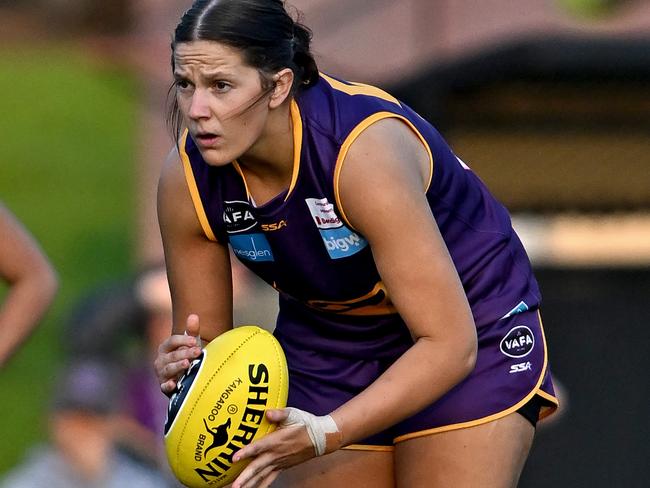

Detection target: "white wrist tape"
[282, 407, 339, 456]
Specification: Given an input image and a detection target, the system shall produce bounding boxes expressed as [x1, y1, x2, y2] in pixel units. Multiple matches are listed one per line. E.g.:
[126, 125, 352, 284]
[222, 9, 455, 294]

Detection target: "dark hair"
[167, 0, 319, 142]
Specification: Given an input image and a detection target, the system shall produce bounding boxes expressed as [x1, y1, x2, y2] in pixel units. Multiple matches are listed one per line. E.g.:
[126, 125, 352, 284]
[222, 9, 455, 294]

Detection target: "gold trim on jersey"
[305, 281, 397, 316]
[286, 99, 303, 199]
[343, 444, 394, 452]
[179, 129, 218, 242]
[333, 112, 434, 230]
[320, 73, 401, 106]
[392, 310, 559, 443]
[232, 99, 303, 204]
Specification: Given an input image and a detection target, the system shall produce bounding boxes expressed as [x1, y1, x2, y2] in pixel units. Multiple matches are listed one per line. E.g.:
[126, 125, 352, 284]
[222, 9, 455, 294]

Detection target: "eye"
[174, 78, 193, 92]
[213, 81, 231, 93]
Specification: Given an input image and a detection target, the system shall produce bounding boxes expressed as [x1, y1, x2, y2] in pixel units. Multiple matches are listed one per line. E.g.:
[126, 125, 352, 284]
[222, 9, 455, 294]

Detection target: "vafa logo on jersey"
[223, 200, 257, 234]
[223, 201, 274, 262]
[305, 197, 368, 259]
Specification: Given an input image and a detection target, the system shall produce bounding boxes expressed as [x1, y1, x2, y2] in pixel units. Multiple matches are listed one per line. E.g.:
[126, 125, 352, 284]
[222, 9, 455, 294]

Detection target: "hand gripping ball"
[164, 326, 289, 487]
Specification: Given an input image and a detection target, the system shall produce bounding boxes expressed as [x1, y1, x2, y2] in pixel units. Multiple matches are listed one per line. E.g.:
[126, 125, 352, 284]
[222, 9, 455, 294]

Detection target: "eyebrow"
[173, 67, 236, 77]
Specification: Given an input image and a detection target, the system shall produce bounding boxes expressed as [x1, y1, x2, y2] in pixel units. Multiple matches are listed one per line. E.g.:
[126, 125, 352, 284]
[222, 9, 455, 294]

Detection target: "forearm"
[0, 268, 58, 366]
[330, 336, 476, 448]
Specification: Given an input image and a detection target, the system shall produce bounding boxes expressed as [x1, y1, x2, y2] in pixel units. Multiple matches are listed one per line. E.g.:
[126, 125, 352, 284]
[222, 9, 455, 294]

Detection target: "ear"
[268, 68, 294, 109]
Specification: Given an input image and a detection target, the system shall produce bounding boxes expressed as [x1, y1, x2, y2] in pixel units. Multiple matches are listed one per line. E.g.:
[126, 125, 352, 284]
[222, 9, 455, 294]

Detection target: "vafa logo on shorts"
[500, 326, 535, 358]
[305, 197, 368, 259]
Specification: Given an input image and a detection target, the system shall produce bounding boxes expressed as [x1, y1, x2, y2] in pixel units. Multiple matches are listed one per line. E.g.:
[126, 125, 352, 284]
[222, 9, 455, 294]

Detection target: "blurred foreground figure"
[0, 359, 167, 488]
[0, 203, 58, 368]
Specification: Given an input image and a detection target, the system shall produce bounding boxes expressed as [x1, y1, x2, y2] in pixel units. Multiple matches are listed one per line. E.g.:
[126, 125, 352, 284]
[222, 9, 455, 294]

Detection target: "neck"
[237, 100, 295, 204]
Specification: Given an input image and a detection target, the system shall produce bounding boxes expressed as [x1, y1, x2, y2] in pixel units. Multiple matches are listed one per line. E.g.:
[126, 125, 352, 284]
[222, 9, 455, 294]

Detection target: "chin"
[198, 147, 237, 167]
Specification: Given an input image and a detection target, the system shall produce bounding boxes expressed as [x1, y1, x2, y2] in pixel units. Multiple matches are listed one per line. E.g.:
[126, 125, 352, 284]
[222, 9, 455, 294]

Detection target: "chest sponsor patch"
[305, 197, 342, 229]
[305, 197, 368, 259]
[500, 325, 535, 358]
[229, 233, 274, 262]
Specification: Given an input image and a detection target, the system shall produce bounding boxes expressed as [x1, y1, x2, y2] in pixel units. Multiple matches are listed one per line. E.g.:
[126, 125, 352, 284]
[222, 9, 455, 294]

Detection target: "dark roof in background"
[388, 35, 650, 213]
[389, 35, 650, 125]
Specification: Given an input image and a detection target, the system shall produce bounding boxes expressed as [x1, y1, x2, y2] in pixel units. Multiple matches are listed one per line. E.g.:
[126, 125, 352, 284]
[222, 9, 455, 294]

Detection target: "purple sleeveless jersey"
[180, 73, 557, 445]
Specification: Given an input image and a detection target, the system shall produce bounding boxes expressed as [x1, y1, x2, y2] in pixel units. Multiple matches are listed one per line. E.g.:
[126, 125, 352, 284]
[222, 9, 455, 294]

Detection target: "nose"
[187, 89, 211, 120]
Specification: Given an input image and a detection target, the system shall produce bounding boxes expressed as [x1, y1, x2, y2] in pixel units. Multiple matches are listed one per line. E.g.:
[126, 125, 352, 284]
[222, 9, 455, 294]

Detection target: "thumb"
[185, 313, 200, 338]
[266, 408, 290, 423]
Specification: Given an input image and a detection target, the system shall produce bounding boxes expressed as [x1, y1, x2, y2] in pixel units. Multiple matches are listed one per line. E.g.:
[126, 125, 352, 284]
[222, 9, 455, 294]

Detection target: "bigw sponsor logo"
[320, 227, 368, 259]
[305, 197, 369, 259]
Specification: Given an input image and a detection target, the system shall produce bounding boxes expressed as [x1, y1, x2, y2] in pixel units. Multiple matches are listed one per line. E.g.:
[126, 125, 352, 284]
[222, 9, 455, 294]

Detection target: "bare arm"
[154, 149, 234, 393]
[0, 204, 58, 367]
[329, 118, 477, 445]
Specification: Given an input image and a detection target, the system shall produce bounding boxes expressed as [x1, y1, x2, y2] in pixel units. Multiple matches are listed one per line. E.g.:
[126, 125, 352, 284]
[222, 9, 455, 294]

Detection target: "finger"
[185, 313, 201, 338]
[154, 348, 201, 383]
[158, 333, 199, 353]
[241, 464, 278, 488]
[165, 347, 203, 364]
[233, 440, 263, 463]
[161, 358, 194, 382]
[160, 379, 177, 395]
[259, 470, 280, 488]
[233, 453, 275, 488]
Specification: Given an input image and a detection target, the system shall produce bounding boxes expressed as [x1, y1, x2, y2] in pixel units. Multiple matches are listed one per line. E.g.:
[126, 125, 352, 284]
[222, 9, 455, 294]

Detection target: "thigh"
[394, 412, 534, 488]
[273, 448, 394, 488]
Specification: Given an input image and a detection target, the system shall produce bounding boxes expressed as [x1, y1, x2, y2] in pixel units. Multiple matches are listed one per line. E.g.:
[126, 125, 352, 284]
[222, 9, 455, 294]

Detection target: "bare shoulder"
[157, 145, 207, 240]
[343, 117, 430, 191]
[338, 118, 432, 233]
[158, 146, 186, 197]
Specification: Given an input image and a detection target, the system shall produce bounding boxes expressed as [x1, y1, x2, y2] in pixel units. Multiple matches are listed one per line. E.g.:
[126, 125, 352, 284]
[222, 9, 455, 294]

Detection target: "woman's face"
[173, 40, 272, 166]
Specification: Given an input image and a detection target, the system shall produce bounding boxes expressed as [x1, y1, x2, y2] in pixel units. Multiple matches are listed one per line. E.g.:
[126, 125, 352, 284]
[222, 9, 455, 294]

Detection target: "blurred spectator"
[62, 264, 180, 484]
[120, 264, 176, 471]
[0, 359, 167, 488]
[0, 203, 58, 368]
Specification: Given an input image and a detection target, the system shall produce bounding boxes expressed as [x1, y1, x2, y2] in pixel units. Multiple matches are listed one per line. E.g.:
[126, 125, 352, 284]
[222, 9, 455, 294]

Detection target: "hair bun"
[291, 22, 318, 87]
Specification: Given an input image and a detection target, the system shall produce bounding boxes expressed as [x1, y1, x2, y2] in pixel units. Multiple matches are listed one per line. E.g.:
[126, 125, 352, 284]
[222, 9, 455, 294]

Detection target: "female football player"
[154, 1, 558, 486]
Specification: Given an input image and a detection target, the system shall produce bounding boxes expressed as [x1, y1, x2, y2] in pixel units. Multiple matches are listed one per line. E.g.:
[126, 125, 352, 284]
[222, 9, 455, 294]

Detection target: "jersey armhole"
[333, 112, 434, 230]
[178, 130, 219, 242]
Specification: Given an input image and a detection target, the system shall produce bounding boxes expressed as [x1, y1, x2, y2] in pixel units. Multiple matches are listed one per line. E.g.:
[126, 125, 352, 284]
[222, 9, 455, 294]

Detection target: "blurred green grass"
[0, 46, 138, 472]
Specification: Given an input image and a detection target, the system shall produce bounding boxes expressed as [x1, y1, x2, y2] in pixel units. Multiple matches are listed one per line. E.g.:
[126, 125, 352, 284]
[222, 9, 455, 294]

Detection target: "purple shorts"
[283, 308, 558, 447]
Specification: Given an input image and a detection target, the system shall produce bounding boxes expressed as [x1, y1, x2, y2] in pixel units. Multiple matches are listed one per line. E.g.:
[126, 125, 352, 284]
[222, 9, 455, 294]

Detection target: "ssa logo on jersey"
[500, 326, 535, 358]
[305, 197, 368, 259]
[223, 200, 257, 234]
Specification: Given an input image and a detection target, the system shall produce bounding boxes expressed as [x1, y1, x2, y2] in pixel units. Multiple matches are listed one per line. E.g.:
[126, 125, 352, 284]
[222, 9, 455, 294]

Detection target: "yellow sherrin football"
[164, 326, 289, 487]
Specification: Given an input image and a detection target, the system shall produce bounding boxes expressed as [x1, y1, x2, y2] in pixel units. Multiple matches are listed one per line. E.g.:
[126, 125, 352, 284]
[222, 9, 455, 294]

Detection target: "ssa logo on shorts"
[500, 326, 535, 358]
[305, 197, 368, 259]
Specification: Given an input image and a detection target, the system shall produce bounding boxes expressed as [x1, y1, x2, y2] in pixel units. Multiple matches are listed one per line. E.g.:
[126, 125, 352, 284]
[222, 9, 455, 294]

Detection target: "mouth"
[193, 131, 221, 147]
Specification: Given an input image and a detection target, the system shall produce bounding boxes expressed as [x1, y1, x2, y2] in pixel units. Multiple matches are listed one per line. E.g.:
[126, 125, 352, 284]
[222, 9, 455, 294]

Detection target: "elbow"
[37, 262, 59, 305]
